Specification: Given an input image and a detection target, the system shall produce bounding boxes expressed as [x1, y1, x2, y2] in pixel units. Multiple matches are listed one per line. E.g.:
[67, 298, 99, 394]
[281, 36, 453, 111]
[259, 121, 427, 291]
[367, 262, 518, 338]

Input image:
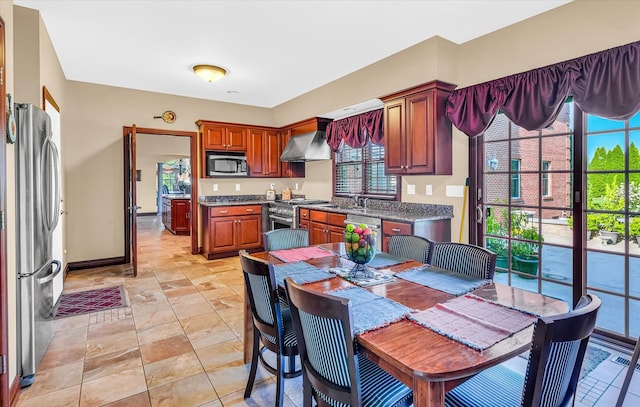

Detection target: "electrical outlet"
[425, 185, 433, 195]
[407, 184, 416, 195]
[235, 184, 241, 192]
[270, 183, 275, 189]
[213, 184, 218, 192]
[295, 183, 299, 190]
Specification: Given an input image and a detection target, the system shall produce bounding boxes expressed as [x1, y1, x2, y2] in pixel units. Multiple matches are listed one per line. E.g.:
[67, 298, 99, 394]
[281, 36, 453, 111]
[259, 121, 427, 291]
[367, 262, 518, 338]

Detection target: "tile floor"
[14, 215, 640, 406]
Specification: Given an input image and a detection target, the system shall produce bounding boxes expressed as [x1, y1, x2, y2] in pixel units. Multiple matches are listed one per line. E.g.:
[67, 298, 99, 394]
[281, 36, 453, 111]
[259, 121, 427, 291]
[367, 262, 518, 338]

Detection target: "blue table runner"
[396, 266, 490, 296]
[328, 286, 413, 335]
[273, 262, 335, 288]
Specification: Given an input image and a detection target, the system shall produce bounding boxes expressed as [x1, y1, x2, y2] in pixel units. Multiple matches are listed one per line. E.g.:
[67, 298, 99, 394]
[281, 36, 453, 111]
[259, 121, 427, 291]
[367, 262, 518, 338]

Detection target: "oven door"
[269, 214, 294, 230]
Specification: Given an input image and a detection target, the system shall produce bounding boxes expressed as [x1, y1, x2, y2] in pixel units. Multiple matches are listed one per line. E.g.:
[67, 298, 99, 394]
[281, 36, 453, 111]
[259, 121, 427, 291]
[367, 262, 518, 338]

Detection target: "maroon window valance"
[445, 41, 640, 137]
[326, 108, 384, 152]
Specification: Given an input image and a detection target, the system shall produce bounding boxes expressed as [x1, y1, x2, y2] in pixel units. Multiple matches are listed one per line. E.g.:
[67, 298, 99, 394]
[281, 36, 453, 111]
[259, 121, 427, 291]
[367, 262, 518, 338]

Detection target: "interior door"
[123, 126, 138, 276]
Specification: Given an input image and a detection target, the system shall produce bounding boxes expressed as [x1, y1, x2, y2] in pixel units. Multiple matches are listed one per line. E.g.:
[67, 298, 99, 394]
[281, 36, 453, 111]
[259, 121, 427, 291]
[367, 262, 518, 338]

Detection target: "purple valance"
[446, 41, 640, 137]
[326, 109, 384, 152]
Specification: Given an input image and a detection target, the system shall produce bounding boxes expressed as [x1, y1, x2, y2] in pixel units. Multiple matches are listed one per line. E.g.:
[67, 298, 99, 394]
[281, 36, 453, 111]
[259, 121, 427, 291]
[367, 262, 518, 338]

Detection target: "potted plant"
[510, 212, 543, 278]
[485, 209, 508, 271]
[630, 217, 640, 247]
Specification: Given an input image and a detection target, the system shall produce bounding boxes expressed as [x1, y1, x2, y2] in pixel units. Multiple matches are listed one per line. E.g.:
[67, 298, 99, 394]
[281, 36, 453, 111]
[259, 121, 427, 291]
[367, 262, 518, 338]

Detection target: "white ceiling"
[15, 0, 571, 112]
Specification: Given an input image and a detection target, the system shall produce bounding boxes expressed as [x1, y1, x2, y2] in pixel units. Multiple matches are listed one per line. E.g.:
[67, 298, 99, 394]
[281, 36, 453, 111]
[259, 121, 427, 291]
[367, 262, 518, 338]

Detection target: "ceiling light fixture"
[193, 65, 227, 83]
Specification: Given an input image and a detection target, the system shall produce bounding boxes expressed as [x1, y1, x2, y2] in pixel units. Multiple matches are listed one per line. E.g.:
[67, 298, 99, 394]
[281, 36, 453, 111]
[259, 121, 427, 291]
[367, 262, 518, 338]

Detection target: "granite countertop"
[163, 194, 191, 200]
[199, 199, 273, 207]
[298, 204, 453, 222]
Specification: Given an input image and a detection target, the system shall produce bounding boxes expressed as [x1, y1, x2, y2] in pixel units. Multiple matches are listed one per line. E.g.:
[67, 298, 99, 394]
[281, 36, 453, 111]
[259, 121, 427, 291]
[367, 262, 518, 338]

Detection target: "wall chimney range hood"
[280, 131, 332, 162]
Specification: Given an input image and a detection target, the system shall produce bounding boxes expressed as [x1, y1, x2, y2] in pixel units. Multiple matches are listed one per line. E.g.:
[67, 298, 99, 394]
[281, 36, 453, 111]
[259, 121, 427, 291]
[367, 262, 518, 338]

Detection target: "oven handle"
[269, 214, 294, 223]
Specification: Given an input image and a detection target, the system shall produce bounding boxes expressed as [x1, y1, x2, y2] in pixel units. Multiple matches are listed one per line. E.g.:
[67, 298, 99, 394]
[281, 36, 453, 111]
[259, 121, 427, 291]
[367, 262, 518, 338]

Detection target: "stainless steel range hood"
[280, 131, 332, 162]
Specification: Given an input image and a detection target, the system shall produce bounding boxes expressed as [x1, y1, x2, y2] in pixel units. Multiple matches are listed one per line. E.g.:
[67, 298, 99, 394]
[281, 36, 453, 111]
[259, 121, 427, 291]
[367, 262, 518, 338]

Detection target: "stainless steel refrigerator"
[15, 103, 62, 387]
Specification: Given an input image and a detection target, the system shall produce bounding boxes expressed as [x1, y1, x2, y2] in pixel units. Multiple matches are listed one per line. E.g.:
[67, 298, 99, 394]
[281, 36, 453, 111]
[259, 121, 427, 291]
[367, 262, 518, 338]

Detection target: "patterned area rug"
[54, 285, 127, 319]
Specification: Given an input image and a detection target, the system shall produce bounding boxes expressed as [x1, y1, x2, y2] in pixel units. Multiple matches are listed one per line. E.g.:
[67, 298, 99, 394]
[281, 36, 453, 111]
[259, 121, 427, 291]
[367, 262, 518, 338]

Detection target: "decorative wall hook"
[153, 110, 176, 123]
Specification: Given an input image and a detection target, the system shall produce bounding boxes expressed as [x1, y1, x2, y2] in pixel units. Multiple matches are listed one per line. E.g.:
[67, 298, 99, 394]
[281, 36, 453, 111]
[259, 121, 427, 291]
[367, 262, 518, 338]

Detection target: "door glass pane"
[512, 138, 539, 171]
[586, 172, 626, 211]
[630, 299, 640, 337]
[541, 280, 572, 305]
[630, 111, 640, 129]
[541, 173, 572, 209]
[484, 114, 510, 141]
[516, 174, 539, 205]
[630, 131, 640, 171]
[587, 252, 624, 294]
[630, 256, 640, 297]
[586, 132, 625, 171]
[485, 141, 509, 171]
[587, 115, 625, 132]
[588, 290, 624, 335]
[541, 245, 573, 284]
[541, 135, 573, 170]
[485, 173, 510, 204]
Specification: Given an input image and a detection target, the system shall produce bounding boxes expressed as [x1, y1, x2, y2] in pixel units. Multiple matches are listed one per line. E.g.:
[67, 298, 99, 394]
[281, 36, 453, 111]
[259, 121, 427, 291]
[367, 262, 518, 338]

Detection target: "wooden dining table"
[245, 243, 568, 407]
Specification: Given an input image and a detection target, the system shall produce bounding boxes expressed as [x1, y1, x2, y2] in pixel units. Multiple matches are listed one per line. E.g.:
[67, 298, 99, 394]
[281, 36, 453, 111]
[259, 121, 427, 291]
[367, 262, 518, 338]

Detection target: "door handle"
[476, 205, 484, 223]
[37, 260, 62, 284]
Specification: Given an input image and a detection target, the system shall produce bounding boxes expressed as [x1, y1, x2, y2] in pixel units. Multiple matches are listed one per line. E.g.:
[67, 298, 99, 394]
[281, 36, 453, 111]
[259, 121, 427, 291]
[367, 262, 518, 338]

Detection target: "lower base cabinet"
[201, 205, 263, 259]
[162, 197, 191, 235]
[309, 210, 347, 245]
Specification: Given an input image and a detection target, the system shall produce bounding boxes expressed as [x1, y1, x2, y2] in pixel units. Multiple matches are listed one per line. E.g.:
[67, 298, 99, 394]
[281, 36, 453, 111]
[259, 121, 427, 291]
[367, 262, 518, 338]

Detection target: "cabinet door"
[172, 200, 190, 233]
[310, 221, 327, 245]
[202, 124, 226, 150]
[226, 126, 247, 151]
[382, 220, 412, 252]
[237, 214, 263, 249]
[280, 129, 305, 178]
[210, 217, 237, 252]
[263, 130, 281, 177]
[247, 128, 265, 177]
[328, 225, 345, 243]
[383, 98, 405, 174]
[406, 91, 435, 174]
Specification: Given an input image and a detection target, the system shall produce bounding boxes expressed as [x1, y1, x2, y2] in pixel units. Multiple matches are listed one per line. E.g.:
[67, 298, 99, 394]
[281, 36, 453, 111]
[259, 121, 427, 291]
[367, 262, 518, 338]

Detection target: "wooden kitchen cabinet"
[381, 217, 452, 252]
[381, 220, 412, 252]
[298, 208, 310, 229]
[381, 80, 456, 175]
[247, 128, 281, 177]
[198, 121, 247, 151]
[280, 128, 305, 178]
[162, 196, 191, 235]
[201, 205, 262, 259]
[309, 209, 346, 245]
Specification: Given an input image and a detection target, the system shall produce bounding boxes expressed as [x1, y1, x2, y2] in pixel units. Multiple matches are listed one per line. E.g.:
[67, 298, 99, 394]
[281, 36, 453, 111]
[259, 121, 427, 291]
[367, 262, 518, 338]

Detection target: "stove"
[268, 199, 330, 230]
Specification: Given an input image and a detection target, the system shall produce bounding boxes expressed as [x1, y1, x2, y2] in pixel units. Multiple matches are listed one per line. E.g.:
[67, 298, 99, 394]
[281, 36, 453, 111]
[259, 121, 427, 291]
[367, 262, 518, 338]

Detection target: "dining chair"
[284, 278, 413, 407]
[388, 234, 433, 263]
[444, 293, 601, 407]
[263, 228, 310, 251]
[429, 242, 497, 279]
[239, 250, 302, 407]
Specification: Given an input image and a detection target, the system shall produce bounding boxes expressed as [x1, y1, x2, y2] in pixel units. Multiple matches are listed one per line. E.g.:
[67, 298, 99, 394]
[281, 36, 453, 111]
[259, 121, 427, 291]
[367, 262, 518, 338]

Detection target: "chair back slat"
[430, 242, 497, 279]
[522, 294, 601, 407]
[388, 235, 433, 263]
[264, 228, 310, 251]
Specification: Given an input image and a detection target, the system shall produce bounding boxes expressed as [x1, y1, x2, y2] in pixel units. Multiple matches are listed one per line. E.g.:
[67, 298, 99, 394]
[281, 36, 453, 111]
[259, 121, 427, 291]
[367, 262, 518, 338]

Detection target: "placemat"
[270, 246, 334, 263]
[409, 295, 537, 351]
[367, 252, 411, 269]
[396, 265, 490, 295]
[329, 266, 395, 287]
[328, 286, 413, 335]
[273, 261, 335, 288]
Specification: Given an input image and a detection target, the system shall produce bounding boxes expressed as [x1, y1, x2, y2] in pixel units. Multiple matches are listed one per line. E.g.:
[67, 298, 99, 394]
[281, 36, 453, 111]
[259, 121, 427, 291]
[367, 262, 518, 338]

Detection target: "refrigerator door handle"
[36, 260, 62, 285]
[40, 137, 61, 233]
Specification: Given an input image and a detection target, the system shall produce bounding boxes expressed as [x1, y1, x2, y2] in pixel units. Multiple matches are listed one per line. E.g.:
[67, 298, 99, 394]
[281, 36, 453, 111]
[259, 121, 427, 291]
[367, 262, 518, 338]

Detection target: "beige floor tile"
[15, 384, 81, 407]
[206, 362, 271, 397]
[86, 316, 136, 340]
[38, 340, 85, 370]
[18, 361, 84, 400]
[80, 365, 148, 407]
[163, 284, 199, 298]
[195, 338, 245, 371]
[52, 313, 90, 332]
[49, 325, 88, 349]
[85, 329, 139, 359]
[220, 380, 297, 407]
[139, 334, 193, 364]
[199, 285, 238, 301]
[172, 300, 215, 320]
[183, 318, 237, 349]
[143, 351, 204, 389]
[132, 305, 177, 331]
[136, 320, 185, 345]
[148, 372, 218, 407]
[159, 278, 192, 290]
[166, 292, 206, 306]
[83, 347, 143, 382]
[100, 391, 151, 407]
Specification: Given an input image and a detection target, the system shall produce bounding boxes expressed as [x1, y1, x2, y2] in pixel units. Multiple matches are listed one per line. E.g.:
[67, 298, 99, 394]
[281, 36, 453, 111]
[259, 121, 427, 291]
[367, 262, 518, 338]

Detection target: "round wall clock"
[6, 94, 16, 144]
[161, 110, 176, 124]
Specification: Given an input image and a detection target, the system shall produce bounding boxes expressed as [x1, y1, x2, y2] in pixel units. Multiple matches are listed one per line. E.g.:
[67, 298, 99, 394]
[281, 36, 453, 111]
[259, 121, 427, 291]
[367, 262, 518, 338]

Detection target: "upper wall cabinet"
[198, 120, 247, 151]
[247, 128, 281, 177]
[380, 80, 456, 175]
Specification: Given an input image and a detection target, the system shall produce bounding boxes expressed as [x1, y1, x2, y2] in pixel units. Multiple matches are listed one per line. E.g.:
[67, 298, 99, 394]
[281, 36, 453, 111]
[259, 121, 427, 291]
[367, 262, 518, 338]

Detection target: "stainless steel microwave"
[206, 152, 248, 177]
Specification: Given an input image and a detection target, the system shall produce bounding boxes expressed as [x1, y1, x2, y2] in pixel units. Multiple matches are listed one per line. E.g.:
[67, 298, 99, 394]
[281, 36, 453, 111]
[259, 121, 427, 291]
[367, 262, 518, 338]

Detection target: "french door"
[474, 100, 640, 341]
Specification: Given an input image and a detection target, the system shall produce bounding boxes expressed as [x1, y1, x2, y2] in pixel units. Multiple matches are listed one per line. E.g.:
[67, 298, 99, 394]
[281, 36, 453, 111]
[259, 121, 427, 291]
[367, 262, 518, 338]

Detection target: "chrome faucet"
[352, 193, 360, 207]
[361, 197, 368, 209]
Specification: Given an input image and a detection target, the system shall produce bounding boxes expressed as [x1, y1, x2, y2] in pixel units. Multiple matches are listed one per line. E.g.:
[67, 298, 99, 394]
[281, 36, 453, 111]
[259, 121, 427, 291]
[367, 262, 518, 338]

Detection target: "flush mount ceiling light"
[193, 65, 227, 83]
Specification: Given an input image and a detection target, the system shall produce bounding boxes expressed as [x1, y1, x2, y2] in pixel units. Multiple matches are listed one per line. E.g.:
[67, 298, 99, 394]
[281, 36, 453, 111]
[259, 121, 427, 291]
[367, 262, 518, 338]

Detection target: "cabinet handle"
[246, 208, 254, 212]
[392, 228, 401, 233]
[220, 210, 229, 214]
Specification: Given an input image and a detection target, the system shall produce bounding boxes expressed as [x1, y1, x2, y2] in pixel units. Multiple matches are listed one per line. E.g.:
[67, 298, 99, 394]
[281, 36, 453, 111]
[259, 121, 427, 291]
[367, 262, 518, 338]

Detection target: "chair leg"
[244, 326, 260, 399]
[288, 354, 296, 374]
[276, 353, 285, 407]
[303, 374, 313, 407]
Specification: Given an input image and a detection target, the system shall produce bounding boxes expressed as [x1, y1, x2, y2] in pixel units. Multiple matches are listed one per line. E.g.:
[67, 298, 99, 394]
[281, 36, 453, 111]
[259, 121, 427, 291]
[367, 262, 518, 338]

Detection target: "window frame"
[542, 161, 551, 197]
[333, 141, 400, 200]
